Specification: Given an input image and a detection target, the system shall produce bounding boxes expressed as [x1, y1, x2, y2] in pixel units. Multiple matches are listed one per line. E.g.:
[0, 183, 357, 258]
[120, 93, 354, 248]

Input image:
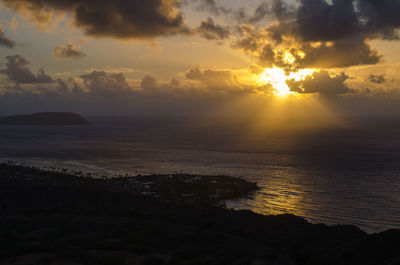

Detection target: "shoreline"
[1, 161, 398, 231]
[1, 162, 400, 264]
[0, 162, 259, 207]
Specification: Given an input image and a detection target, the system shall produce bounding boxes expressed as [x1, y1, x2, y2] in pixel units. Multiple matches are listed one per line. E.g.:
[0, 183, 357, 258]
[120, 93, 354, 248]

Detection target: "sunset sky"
[0, 0, 400, 119]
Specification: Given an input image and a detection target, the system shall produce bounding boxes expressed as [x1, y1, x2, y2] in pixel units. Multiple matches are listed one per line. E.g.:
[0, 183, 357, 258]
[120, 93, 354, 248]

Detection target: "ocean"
[1, 116, 399, 233]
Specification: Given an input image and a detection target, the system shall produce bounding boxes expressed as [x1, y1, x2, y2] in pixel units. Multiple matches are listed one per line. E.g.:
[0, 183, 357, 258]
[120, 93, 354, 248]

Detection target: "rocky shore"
[0, 162, 399, 265]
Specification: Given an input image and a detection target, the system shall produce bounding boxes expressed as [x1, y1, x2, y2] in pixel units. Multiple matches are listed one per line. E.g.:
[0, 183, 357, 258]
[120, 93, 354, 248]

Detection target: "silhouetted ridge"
[0, 162, 399, 265]
[0, 112, 89, 125]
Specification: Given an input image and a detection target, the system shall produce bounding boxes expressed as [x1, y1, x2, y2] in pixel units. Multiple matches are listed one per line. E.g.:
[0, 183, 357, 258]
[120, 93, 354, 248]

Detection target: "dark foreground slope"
[0, 164, 399, 265]
[0, 112, 89, 125]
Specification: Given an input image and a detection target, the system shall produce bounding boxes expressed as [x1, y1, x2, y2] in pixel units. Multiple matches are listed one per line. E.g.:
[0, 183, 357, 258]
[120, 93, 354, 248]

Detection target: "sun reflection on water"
[226, 167, 307, 218]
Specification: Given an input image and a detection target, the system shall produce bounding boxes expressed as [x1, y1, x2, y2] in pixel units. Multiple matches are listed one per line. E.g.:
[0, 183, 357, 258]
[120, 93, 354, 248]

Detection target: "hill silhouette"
[0, 163, 399, 265]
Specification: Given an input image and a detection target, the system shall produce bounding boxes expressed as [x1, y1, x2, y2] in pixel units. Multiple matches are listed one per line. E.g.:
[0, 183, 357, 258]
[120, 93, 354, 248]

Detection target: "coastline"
[1, 162, 399, 265]
[0, 162, 259, 207]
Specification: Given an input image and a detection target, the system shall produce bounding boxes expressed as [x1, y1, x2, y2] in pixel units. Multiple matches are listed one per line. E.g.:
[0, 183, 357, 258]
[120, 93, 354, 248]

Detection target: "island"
[0, 112, 90, 125]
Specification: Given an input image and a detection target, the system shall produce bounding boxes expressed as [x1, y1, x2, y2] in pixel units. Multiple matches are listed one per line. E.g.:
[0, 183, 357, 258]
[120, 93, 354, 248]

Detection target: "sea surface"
[1, 116, 399, 233]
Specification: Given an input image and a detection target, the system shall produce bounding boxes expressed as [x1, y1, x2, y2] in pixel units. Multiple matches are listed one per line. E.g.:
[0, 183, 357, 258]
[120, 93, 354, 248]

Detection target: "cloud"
[141, 75, 158, 90]
[2, 0, 189, 39]
[0, 55, 264, 101]
[185, 66, 238, 88]
[368, 74, 386, 84]
[232, 0, 400, 71]
[4, 0, 232, 42]
[247, 2, 272, 24]
[357, 0, 400, 40]
[286, 70, 353, 96]
[284, 0, 400, 42]
[190, 0, 293, 24]
[184, 65, 271, 95]
[248, 64, 264, 75]
[296, 0, 360, 42]
[0, 28, 15, 48]
[53, 43, 86, 58]
[179, 41, 202, 47]
[3, 57, 400, 117]
[55, 67, 147, 76]
[191, 0, 231, 16]
[0, 62, 255, 116]
[194, 17, 231, 41]
[0, 55, 53, 84]
[80, 71, 132, 97]
[248, 0, 294, 23]
[170, 78, 180, 87]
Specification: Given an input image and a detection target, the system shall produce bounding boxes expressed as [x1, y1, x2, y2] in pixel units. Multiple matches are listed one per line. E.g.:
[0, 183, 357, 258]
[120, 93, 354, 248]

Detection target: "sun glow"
[260, 67, 316, 96]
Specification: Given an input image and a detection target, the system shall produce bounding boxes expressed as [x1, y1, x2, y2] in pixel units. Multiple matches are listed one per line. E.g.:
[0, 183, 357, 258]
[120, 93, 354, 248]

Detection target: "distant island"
[0, 112, 90, 126]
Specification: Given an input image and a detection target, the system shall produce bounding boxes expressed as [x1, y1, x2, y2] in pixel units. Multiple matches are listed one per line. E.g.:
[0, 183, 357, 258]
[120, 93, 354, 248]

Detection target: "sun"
[260, 68, 291, 96]
[259, 67, 316, 97]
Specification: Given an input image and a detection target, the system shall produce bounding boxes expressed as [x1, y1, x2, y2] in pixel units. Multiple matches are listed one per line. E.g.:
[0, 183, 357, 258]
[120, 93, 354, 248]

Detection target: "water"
[0, 116, 399, 233]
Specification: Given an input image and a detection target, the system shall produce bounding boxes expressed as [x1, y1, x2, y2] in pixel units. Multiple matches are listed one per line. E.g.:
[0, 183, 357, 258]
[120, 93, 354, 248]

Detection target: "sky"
[0, 0, 400, 123]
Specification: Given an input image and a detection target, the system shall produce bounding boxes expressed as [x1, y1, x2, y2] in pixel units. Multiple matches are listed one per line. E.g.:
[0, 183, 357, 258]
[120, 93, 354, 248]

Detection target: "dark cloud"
[191, 0, 231, 16]
[233, 0, 400, 70]
[3, 0, 189, 39]
[0, 64, 262, 116]
[185, 66, 238, 89]
[357, 0, 400, 40]
[53, 43, 86, 58]
[57, 77, 81, 93]
[248, 2, 270, 23]
[249, 0, 294, 23]
[3, 60, 397, 117]
[241, 36, 380, 73]
[195, 18, 231, 41]
[170, 78, 180, 87]
[286, 70, 353, 96]
[0, 28, 15, 48]
[296, 0, 360, 42]
[0, 55, 261, 102]
[183, 65, 272, 95]
[141, 75, 158, 90]
[298, 40, 380, 69]
[368, 74, 386, 84]
[294, 0, 400, 41]
[80, 71, 131, 97]
[185, 67, 203, 80]
[57, 78, 69, 92]
[190, 0, 292, 24]
[4, 0, 233, 42]
[184, 66, 269, 95]
[262, 40, 381, 73]
[0, 55, 53, 84]
[233, 25, 262, 53]
[248, 64, 264, 75]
